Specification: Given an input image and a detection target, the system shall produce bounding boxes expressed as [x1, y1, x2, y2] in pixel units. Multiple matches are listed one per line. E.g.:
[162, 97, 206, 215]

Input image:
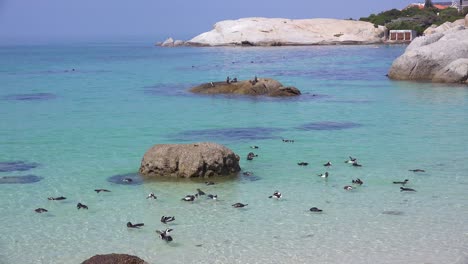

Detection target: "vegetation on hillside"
[360, 6, 467, 35]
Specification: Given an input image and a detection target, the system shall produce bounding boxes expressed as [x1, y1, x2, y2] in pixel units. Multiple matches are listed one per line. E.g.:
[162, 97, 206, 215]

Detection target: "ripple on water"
[169, 127, 285, 142]
[2, 93, 56, 101]
[0, 175, 43, 184]
[297, 121, 362, 131]
[0, 161, 40, 172]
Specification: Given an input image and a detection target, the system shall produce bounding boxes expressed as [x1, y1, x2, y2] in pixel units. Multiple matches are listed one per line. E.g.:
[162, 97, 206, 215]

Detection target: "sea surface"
[0, 43, 467, 264]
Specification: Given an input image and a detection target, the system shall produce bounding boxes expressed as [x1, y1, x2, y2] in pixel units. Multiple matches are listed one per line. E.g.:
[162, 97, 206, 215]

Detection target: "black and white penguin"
[309, 207, 323, 212]
[161, 216, 175, 224]
[243, 171, 254, 176]
[147, 192, 157, 199]
[77, 202, 88, 210]
[205, 181, 215, 186]
[182, 194, 198, 202]
[400, 187, 416, 192]
[297, 162, 309, 166]
[352, 178, 363, 185]
[196, 189, 206, 196]
[393, 179, 409, 185]
[156, 228, 173, 242]
[232, 203, 248, 208]
[282, 139, 294, 143]
[247, 152, 257, 161]
[35, 208, 48, 213]
[409, 169, 425, 173]
[345, 156, 357, 164]
[343, 185, 354, 191]
[94, 189, 111, 193]
[207, 194, 218, 200]
[268, 191, 282, 199]
[352, 161, 362, 167]
[48, 196, 66, 201]
[318, 172, 329, 178]
[323, 161, 332, 167]
[123, 178, 133, 183]
[127, 222, 144, 228]
[250, 146, 259, 149]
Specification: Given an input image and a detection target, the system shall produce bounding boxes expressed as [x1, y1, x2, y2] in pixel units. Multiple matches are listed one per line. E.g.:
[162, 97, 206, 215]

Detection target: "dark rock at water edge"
[190, 78, 301, 97]
[0, 161, 40, 172]
[139, 142, 241, 178]
[0, 175, 43, 184]
[81, 253, 147, 264]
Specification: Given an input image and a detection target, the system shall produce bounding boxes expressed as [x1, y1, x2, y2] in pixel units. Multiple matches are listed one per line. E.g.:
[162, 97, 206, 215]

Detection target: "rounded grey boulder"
[139, 142, 241, 178]
[81, 254, 147, 264]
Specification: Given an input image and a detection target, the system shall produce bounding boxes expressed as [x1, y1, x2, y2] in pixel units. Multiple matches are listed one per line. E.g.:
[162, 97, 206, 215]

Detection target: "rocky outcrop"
[139, 142, 241, 178]
[190, 78, 301, 97]
[187, 17, 386, 46]
[81, 254, 147, 264]
[388, 27, 468, 84]
[159, 37, 185, 47]
[423, 19, 465, 35]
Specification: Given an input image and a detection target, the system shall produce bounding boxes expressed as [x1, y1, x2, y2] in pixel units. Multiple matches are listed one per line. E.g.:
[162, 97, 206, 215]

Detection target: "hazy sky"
[0, 0, 421, 42]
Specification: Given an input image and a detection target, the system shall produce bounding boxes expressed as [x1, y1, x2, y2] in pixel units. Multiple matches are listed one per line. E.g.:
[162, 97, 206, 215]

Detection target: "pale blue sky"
[0, 0, 420, 42]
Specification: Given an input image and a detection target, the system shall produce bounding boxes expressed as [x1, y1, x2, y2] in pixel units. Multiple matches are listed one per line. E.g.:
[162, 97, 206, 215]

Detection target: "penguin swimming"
[182, 194, 198, 202]
[318, 172, 329, 178]
[156, 228, 173, 242]
[250, 146, 259, 149]
[297, 162, 309, 166]
[393, 179, 409, 185]
[352, 178, 363, 185]
[205, 181, 215, 186]
[400, 187, 416, 192]
[345, 156, 357, 164]
[409, 169, 425, 173]
[35, 208, 48, 213]
[94, 189, 111, 193]
[247, 152, 257, 161]
[196, 189, 206, 196]
[343, 185, 354, 191]
[323, 161, 332, 167]
[282, 139, 294, 143]
[232, 203, 248, 208]
[352, 161, 362, 167]
[127, 222, 144, 228]
[243, 171, 254, 176]
[147, 192, 157, 199]
[268, 191, 282, 199]
[207, 194, 218, 200]
[48, 196, 66, 200]
[309, 207, 323, 212]
[77, 203, 88, 209]
[123, 178, 133, 183]
[161, 216, 175, 224]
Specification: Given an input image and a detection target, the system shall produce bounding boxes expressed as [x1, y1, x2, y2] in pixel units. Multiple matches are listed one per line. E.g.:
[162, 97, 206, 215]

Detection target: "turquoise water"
[0, 43, 467, 264]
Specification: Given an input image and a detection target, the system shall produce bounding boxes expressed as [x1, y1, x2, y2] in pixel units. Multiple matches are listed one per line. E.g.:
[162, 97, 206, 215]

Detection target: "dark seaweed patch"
[297, 121, 362, 131]
[0, 175, 43, 184]
[107, 173, 144, 185]
[3, 93, 56, 101]
[170, 127, 285, 142]
[0, 161, 39, 172]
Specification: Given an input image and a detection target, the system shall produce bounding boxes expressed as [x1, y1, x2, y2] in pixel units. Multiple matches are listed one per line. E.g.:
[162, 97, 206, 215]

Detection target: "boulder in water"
[81, 254, 147, 264]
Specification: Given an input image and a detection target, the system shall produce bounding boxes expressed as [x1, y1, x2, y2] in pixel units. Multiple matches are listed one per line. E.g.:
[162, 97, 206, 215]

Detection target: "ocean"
[0, 43, 467, 264]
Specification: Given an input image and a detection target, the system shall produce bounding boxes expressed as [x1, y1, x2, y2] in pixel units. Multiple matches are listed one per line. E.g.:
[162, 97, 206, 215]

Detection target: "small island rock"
[139, 142, 241, 178]
[161, 37, 175, 47]
[81, 254, 147, 264]
[190, 78, 301, 97]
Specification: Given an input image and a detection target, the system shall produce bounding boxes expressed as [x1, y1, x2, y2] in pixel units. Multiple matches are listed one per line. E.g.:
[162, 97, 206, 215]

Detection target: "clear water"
[0, 43, 467, 264]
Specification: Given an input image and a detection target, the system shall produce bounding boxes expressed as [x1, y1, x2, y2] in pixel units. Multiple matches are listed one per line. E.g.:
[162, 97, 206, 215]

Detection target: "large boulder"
[187, 17, 386, 46]
[81, 254, 147, 264]
[423, 19, 465, 35]
[139, 142, 241, 178]
[388, 27, 468, 84]
[190, 78, 301, 97]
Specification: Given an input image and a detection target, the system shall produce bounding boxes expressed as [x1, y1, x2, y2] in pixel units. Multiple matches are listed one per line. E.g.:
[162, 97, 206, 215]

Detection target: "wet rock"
[81, 253, 147, 264]
[0, 175, 42, 184]
[139, 142, 241, 178]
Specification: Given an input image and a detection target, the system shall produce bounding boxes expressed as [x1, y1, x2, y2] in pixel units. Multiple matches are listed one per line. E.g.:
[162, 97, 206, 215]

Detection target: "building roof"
[405, 2, 452, 10]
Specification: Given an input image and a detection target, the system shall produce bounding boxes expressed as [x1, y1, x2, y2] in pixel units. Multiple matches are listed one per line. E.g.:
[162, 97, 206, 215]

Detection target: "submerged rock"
[81, 253, 147, 264]
[0, 175, 42, 184]
[0, 161, 39, 172]
[139, 142, 241, 178]
[190, 78, 301, 97]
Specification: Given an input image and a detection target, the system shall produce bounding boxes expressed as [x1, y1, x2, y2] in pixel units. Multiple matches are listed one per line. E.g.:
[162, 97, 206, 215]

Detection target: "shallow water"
[0, 43, 467, 264]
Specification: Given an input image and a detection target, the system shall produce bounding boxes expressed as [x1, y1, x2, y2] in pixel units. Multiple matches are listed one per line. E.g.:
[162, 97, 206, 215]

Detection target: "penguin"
[243, 171, 254, 176]
[352, 161, 362, 167]
[160, 216, 175, 224]
[127, 222, 144, 228]
[343, 186, 354, 191]
[400, 187, 416, 192]
[123, 178, 133, 183]
[77, 203, 88, 210]
[345, 156, 357, 164]
[318, 172, 329, 178]
[35, 208, 48, 213]
[282, 139, 294, 143]
[48, 196, 66, 200]
[232, 203, 248, 208]
[196, 189, 206, 196]
[207, 194, 218, 200]
[323, 161, 332, 167]
[182, 194, 198, 202]
[352, 178, 363, 185]
[205, 181, 215, 186]
[94, 189, 111, 193]
[147, 192, 157, 199]
[393, 179, 409, 185]
[309, 207, 323, 212]
[297, 162, 309, 166]
[247, 152, 257, 160]
[156, 228, 173, 242]
[409, 169, 425, 173]
[268, 191, 282, 199]
[250, 146, 259, 149]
